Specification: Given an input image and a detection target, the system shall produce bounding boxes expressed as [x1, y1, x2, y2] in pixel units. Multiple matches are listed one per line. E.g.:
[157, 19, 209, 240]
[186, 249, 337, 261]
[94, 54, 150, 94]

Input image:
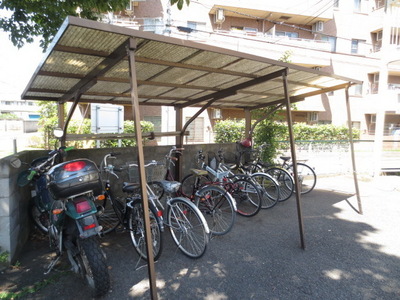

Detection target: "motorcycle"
[16, 136, 110, 297]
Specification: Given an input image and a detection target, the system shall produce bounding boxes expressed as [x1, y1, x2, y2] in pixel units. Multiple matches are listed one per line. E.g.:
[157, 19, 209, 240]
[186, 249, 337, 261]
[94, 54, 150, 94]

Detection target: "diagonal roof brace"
[178, 68, 287, 109]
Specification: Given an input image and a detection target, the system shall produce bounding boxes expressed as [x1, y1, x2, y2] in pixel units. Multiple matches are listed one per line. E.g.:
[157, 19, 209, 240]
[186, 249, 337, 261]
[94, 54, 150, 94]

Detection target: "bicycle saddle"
[122, 182, 140, 193]
[280, 156, 291, 162]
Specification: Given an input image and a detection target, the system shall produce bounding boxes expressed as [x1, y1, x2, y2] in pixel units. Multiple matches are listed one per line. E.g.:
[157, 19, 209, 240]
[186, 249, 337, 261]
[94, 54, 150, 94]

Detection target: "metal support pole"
[58, 102, 66, 147]
[345, 85, 363, 214]
[244, 109, 251, 138]
[282, 69, 306, 250]
[128, 38, 158, 300]
[175, 106, 184, 181]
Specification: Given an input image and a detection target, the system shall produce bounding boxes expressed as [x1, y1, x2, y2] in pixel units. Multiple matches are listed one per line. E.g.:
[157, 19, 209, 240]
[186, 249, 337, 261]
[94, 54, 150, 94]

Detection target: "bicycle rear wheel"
[287, 163, 317, 194]
[250, 172, 279, 209]
[167, 197, 209, 258]
[195, 185, 236, 236]
[231, 178, 262, 217]
[128, 198, 163, 261]
[264, 167, 294, 201]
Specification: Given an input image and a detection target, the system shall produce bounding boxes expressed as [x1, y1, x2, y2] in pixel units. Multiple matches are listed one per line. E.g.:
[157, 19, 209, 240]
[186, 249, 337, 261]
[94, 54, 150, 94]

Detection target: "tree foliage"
[1, 0, 191, 50]
[0, 0, 130, 50]
[213, 119, 245, 144]
[170, 0, 190, 10]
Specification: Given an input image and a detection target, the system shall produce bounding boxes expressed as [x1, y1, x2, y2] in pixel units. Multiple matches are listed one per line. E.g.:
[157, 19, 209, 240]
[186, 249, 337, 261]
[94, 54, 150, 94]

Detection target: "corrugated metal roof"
[21, 16, 362, 110]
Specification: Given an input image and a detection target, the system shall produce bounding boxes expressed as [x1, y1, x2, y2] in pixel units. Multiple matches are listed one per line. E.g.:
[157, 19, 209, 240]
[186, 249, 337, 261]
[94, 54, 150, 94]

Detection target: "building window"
[231, 26, 258, 36]
[321, 36, 337, 52]
[307, 112, 318, 123]
[354, 0, 361, 12]
[187, 21, 206, 31]
[276, 31, 299, 39]
[185, 117, 204, 143]
[350, 84, 363, 96]
[143, 18, 163, 34]
[352, 121, 361, 129]
[351, 39, 359, 54]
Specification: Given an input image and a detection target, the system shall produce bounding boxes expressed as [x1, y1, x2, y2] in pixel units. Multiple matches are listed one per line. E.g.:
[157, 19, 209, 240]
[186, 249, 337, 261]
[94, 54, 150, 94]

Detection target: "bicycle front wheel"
[250, 172, 279, 209]
[180, 173, 209, 199]
[231, 178, 262, 217]
[128, 198, 163, 261]
[287, 163, 317, 194]
[195, 185, 236, 236]
[167, 197, 209, 258]
[264, 167, 294, 201]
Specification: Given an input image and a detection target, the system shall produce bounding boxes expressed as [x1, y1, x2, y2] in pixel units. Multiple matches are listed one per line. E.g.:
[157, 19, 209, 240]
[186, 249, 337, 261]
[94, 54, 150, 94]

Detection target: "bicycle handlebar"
[128, 160, 160, 168]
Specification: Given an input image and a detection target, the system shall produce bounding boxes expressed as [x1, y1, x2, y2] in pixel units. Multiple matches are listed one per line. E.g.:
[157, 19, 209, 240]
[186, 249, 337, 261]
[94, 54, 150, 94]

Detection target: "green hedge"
[215, 119, 360, 163]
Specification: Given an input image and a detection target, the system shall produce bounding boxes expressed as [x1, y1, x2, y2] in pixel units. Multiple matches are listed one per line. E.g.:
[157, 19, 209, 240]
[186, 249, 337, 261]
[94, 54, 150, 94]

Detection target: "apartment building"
[106, 0, 400, 142]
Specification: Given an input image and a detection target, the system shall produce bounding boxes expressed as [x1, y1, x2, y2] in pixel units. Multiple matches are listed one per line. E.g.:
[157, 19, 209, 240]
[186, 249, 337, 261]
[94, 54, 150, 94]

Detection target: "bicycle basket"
[207, 151, 220, 171]
[127, 161, 166, 183]
[236, 142, 256, 164]
[222, 151, 238, 165]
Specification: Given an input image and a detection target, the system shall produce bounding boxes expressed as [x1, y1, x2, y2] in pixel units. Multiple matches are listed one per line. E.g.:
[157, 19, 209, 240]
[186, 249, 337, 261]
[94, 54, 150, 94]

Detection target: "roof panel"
[183, 51, 240, 68]
[136, 40, 198, 62]
[43, 51, 105, 75]
[21, 16, 362, 111]
[87, 81, 131, 94]
[31, 75, 79, 91]
[59, 26, 128, 54]
[152, 68, 207, 84]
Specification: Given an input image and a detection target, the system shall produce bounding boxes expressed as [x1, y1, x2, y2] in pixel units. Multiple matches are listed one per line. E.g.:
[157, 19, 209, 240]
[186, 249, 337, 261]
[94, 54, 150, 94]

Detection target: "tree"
[170, 0, 190, 10]
[1, 0, 191, 51]
[0, 0, 131, 50]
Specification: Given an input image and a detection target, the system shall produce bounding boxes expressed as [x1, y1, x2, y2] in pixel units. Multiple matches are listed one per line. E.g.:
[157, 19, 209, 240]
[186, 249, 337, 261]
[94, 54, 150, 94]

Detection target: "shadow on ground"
[1, 183, 400, 299]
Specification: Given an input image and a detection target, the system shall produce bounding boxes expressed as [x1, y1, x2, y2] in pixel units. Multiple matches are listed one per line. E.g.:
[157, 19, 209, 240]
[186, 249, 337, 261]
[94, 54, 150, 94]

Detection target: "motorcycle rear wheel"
[76, 237, 110, 297]
[30, 202, 49, 234]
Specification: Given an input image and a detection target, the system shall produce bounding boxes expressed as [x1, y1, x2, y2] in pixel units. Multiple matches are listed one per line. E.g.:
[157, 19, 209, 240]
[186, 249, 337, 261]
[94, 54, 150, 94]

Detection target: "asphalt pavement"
[1, 174, 400, 299]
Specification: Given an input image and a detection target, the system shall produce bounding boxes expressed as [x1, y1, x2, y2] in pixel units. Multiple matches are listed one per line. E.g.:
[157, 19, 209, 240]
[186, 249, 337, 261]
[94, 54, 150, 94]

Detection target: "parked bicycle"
[216, 148, 281, 209]
[98, 153, 210, 259]
[180, 150, 262, 217]
[147, 146, 237, 236]
[234, 142, 294, 201]
[240, 143, 316, 195]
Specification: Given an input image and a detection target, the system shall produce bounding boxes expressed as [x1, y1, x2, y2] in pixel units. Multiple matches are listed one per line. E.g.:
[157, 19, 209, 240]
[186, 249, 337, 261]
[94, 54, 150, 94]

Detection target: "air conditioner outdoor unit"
[312, 21, 324, 32]
[214, 8, 225, 24]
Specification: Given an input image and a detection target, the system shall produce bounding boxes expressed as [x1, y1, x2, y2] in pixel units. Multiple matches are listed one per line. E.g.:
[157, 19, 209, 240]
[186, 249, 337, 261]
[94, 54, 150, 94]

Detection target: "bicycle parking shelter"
[21, 16, 363, 299]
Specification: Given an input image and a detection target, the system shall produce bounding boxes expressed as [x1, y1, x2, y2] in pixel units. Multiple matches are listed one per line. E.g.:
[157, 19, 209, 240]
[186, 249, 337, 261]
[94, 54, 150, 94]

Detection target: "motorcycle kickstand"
[44, 255, 61, 275]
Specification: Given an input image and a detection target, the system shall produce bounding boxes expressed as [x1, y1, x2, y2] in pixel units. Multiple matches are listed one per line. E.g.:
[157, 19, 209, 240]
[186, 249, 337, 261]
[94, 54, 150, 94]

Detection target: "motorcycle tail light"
[83, 223, 96, 231]
[74, 199, 91, 213]
[63, 161, 86, 172]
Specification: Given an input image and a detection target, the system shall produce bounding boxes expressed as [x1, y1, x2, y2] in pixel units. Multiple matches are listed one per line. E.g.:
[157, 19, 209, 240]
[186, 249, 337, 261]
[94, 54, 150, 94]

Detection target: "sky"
[0, 23, 44, 101]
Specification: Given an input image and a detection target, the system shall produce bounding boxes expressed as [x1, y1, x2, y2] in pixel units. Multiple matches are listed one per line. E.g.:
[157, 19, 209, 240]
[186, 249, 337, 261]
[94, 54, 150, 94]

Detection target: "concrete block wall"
[0, 150, 47, 263]
[0, 143, 236, 263]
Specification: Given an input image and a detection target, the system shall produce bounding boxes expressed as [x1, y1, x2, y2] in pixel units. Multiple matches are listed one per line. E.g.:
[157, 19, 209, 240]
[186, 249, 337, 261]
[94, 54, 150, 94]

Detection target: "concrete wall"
[0, 143, 236, 263]
[0, 150, 47, 263]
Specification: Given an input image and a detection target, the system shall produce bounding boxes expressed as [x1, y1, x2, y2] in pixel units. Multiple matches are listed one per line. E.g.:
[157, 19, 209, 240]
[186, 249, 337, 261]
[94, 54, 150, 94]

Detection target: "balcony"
[196, 29, 332, 52]
[210, 1, 333, 24]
